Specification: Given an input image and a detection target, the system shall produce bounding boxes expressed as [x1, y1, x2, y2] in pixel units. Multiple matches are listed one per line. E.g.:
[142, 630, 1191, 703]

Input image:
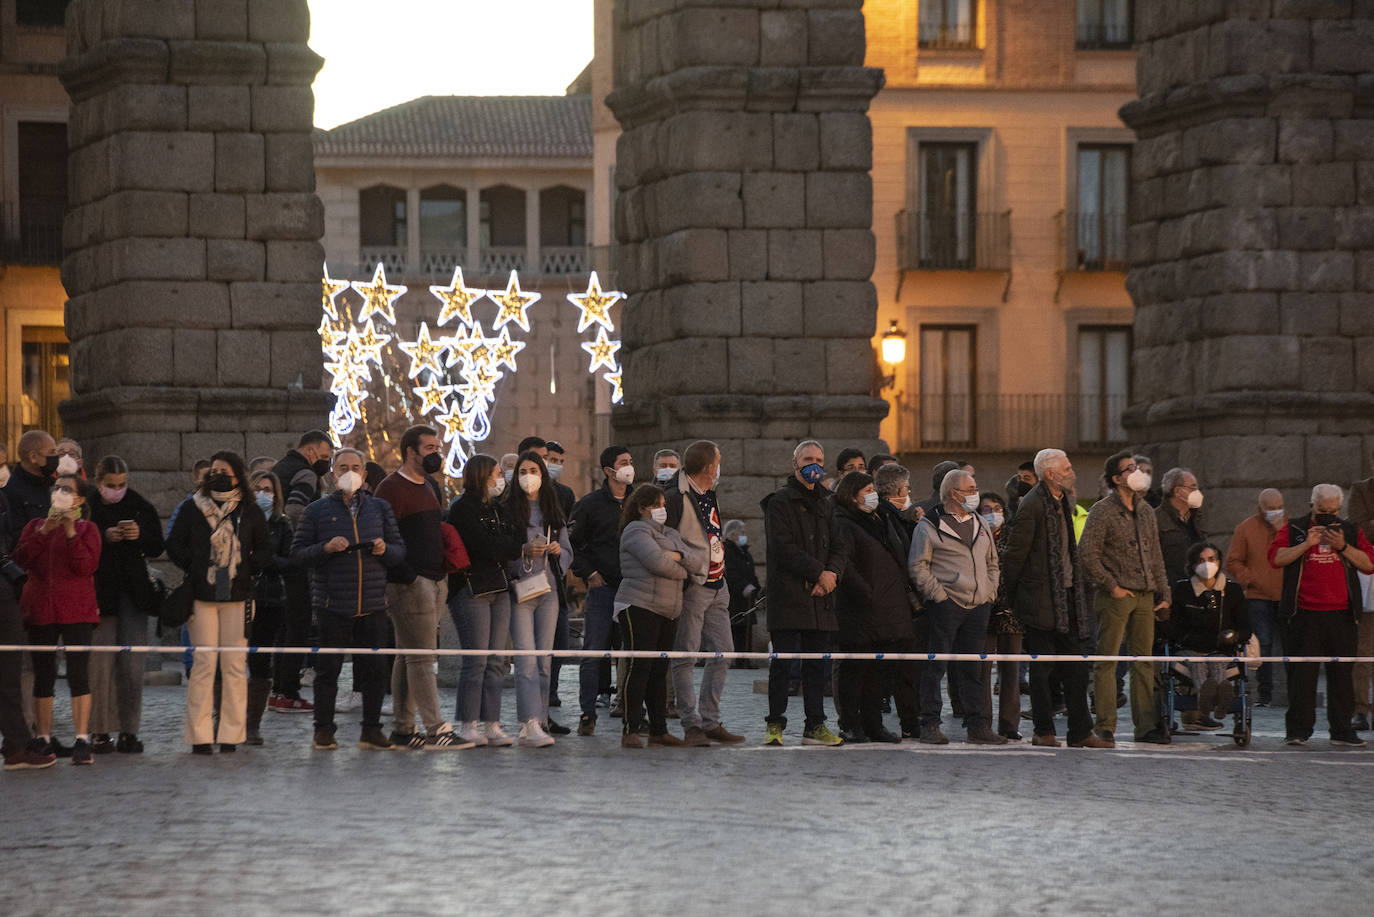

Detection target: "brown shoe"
[1031, 733, 1061, 747]
[703, 724, 746, 744]
[1069, 732, 1114, 749]
[683, 726, 712, 747]
[648, 732, 687, 747]
[621, 733, 644, 749]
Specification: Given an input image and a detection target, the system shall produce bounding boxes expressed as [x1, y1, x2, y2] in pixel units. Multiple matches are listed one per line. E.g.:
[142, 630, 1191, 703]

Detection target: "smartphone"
[119, 519, 135, 528]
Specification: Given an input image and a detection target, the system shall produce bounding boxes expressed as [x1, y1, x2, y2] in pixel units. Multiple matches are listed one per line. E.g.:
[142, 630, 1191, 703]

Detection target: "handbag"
[512, 527, 552, 603]
[159, 578, 195, 629]
[467, 563, 509, 598]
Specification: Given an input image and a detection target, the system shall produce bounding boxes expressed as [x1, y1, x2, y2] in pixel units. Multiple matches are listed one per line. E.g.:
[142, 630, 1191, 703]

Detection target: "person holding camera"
[87, 456, 163, 755]
[15, 473, 102, 765]
[1269, 483, 1374, 747]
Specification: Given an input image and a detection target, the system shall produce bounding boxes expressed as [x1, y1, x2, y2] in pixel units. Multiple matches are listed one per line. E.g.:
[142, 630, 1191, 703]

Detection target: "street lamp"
[879, 320, 907, 388]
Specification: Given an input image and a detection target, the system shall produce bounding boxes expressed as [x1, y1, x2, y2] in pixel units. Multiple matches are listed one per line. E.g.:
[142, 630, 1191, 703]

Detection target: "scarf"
[193, 490, 242, 587]
[1043, 486, 1093, 640]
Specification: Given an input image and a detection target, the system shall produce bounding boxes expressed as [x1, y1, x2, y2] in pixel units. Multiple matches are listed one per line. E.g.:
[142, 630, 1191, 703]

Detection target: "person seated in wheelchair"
[1164, 542, 1252, 731]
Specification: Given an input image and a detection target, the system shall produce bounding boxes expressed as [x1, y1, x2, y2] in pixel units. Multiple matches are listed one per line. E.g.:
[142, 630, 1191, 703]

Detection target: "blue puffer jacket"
[290, 491, 405, 618]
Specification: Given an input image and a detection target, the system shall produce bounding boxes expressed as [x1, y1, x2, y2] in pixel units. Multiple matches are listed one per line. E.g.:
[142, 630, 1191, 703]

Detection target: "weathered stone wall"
[59, 0, 329, 513]
[606, 0, 888, 549]
[1121, 4, 1374, 525]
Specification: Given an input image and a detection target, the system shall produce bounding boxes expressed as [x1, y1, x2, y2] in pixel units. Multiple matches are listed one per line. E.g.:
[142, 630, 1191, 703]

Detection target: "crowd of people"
[2, 424, 1373, 770]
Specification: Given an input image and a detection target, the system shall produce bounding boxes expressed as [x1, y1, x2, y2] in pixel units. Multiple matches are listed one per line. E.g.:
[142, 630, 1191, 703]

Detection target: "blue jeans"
[1246, 598, 1282, 701]
[449, 586, 512, 724]
[671, 582, 733, 730]
[511, 588, 559, 724]
[578, 584, 617, 719]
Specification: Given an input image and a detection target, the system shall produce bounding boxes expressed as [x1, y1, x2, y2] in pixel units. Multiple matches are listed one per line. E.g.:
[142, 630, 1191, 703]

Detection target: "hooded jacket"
[614, 519, 703, 620]
[908, 503, 1000, 609]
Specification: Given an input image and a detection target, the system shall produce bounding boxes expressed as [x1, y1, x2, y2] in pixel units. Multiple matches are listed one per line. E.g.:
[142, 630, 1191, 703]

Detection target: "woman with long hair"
[166, 451, 270, 755]
[244, 470, 294, 745]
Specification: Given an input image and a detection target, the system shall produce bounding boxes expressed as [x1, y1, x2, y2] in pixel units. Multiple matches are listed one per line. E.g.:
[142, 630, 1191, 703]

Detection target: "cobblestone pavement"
[3, 665, 1373, 916]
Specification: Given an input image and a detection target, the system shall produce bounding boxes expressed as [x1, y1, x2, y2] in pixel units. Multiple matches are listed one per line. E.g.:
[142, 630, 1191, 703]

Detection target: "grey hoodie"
[908, 505, 1000, 608]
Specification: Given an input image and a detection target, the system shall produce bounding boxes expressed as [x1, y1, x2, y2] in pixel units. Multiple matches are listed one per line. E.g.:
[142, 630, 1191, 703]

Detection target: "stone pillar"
[59, 0, 330, 514]
[606, 0, 888, 554]
[1121, 6, 1374, 525]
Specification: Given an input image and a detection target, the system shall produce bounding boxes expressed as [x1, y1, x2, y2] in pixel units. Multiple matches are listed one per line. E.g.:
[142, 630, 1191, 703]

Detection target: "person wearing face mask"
[373, 426, 466, 750]
[16, 473, 102, 765]
[652, 448, 682, 488]
[87, 456, 163, 755]
[239, 470, 295, 745]
[1001, 449, 1106, 748]
[723, 519, 760, 667]
[55, 439, 85, 480]
[614, 483, 704, 747]
[1165, 542, 1251, 732]
[1269, 483, 1374, 747]
[917, 460, 961, 518]
[907, 469, 1006, 745]
[1156, 468, 1207, 586]
[445, 454, 523, 747]
[499, 453, 519, 486]
[831, 472, 915, 744]
[761, 440, 848, 747]
[543, 441, 577, 516]
[1079, 451, 1172, 745]
[165, 451, 270, 754]
[4, 430, 59, 540]
[0, 477, 56, 770]
[977, 492, 1025, 741]
[267, 430, 335, 716]
[293, 448, 409, 752]
[1132, 455, 1161, 508]
[1225, 489, 1289, 707]
[871, 462, 923, 738]
[568, 445, 634, 736]
[663, 440, 745, 745]
[541, 440, 577, 721]
[875, 462, 923, 537]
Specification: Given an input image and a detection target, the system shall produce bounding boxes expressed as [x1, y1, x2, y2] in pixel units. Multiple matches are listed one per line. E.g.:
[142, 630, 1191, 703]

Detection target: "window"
[1077, 0, 1133, 49]
[919, 325, 976, 446]
[1077, 326, 1130, 446]
[358, 185, 406, 248]
[4, 121, 67, 265]
[568, 197, 586, 248]
[1076, 145, 1129, 271]
[919, 0, 976, 49]
[919, 142, 976, 268]
[16, 0, 69, 27]
[419, 185, 466, 251]
[21, 326, 69, 439]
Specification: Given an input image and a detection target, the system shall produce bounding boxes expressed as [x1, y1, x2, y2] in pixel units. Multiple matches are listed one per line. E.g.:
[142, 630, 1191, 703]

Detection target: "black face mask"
[41, 454, 59, 477]
[421, 452, 443, 475]
[206, 473, 234, 493]
[311, 458, 331, 478]
[1313, 512, 1341, 527]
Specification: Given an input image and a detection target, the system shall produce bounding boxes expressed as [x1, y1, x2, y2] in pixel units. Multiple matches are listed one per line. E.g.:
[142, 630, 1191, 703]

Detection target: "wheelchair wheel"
[1233, 726, 1251, 747]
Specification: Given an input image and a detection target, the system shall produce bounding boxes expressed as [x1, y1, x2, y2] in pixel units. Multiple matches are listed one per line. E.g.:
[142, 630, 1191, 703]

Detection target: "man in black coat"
[761, 440, 848, 747]
[3, 429, 58, 539]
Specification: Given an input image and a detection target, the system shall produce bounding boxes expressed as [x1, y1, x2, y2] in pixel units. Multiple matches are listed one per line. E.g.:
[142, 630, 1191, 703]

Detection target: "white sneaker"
[518, 719, 555, 748]
[381, 699, 394, 716]
[457, 721, 487, 747]
[335, 691, 361, 713]
[483, 722, 514, 747]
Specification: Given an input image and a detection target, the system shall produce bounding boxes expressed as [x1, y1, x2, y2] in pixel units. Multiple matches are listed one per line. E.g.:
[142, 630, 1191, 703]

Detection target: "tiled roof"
[314, 95, 593, 159]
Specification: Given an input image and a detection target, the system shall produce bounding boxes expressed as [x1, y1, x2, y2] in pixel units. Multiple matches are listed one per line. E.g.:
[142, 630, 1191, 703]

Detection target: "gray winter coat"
[614, 520, 704, 620]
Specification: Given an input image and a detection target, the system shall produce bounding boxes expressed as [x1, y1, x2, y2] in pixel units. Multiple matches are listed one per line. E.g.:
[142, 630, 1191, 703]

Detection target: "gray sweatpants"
[671, 582, 732, 731]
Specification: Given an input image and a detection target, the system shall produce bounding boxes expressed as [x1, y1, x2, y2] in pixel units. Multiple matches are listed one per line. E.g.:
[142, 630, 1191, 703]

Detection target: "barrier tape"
[2, 644, 1372, 664]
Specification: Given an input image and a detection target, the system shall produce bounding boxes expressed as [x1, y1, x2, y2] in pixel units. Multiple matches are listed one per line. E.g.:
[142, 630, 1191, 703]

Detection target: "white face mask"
[336, 470, 362, 494]
[487, 476, 506, 499]
[649, 506, 667, 524]
[981, 511, 1004, 532]
[1195, 560, 1219, 581]
[962, 493, 980, 512]
[737, 535, 748, 547]
[655, 467, 677, 484]
[1264, 508, 1285, 526]
[57, 454, 79, 476]
[50, 489, 74, 512]
[1139, 473, 1152, 492]
[547, 463, 563, 481]
[861, 492, 880, 512]
[1186, 490, 1204, 509]
[613, 465, 635, 485]
[1125, 469, 1149, 492]
[519, 472, 541, 495]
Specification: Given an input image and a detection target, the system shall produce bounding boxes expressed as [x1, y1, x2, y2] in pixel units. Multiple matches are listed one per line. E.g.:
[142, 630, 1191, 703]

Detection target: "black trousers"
[621, 606, 677, 735]
[248, 601, 284, 681]
[1286, 608, 1357, 740]
[1024, 625, 1094, 743]
[0, 588, 32, 754]
[312, 612, 391, 730]
[273, 570, 312, 698]
[29, 622, 94, 698]
[920, 600, 992, 730]
[835, 639, 918, 737]
[767, 629, 832, 729]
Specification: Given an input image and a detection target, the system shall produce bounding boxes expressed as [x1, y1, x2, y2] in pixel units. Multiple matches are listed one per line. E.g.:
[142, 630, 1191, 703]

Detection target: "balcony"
[349, 246, 604, 283]
[1054, 210, 1128, 300]
[0, 199, 64, 266]
[1076, 20, 1133, 50]
[918, 23, 977, 51]
[894, 209, 1011, 298]
[892, 393, 1129, 454]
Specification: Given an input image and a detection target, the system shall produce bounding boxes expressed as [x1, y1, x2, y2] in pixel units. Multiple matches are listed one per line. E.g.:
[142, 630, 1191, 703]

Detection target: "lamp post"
[879, 319, 907, 451]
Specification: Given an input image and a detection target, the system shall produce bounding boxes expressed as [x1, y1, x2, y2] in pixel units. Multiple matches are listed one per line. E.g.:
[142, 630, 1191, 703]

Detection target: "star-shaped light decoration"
[319, 315, 348, 358]
[444, 320, 489, 369]
[456, 360, 501, 408]
[353, 318, 390, 366]
[321, 264, 351, 320]
[581, 326, 621, 373]
[488, 270, 540, 334]
[398, 321, 447, 379]
[489, 325, 526, 373]
[567, 271, 624, 333]
[433, 403, 473, 443]
[351, 263, 407, 325]
[412, 376, 454, 415]
[429, 266, 482, 328]
[602, 369, 624, 404]
[324, 358, 371, 397]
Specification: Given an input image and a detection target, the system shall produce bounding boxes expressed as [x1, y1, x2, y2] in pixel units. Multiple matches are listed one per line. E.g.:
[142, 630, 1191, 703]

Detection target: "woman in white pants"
[166, 451, 270, 754]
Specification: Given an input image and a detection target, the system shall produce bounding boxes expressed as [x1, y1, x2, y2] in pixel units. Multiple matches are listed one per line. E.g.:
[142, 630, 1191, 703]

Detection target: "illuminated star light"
[351, 263, 407, 325]
[324, 358, 371, 397]
[603, 369, 624, 404]
[429, 266, 482, 328]
[398, 321, 448, 379]
[581, 326, 621, 373]
[353, 318, 391, 365]
[412, 376, 454, 415]
[489, 325, 526, 372]
[487, 270, 540, 334]
[321, 264, 351, 320]
[433, 403, 474, 443]
[567, 271, 624, 333]
[456, 361, 502, 409]
[319, 315, 348, 357]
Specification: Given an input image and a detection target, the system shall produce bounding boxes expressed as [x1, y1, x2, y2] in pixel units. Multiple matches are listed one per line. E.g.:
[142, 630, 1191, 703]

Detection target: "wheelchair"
[1163, 632, 1252, 747]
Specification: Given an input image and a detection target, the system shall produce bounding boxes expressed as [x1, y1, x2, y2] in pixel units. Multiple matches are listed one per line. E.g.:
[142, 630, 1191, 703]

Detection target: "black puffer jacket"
[291, 491, 404, 617]
[255, 513, 294, 609]
[761, 477, 847, 632]
[447, 490, 523, 597]
[832, 502, 916, 647]
[89, 487, 164, 614]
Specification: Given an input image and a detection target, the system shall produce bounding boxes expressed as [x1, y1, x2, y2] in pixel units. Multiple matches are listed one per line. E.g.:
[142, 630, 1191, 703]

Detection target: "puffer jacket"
[291, 491, 405, 617]
[832, 503, 916, 647]
[255, 513, 294, 609]
[614, 520, 702, 620]
[15, 517, 102, 626]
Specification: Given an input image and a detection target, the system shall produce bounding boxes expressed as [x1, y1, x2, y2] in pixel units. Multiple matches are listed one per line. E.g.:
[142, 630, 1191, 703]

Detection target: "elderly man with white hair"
[1268, 483, 1374, 747]
[1001, 449, 1109, 747]
[908, 467, 1007, 745]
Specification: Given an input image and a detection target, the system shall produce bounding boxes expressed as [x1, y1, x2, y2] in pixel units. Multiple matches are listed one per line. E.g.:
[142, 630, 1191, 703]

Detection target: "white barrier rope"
[1, 644, 1370, 664]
